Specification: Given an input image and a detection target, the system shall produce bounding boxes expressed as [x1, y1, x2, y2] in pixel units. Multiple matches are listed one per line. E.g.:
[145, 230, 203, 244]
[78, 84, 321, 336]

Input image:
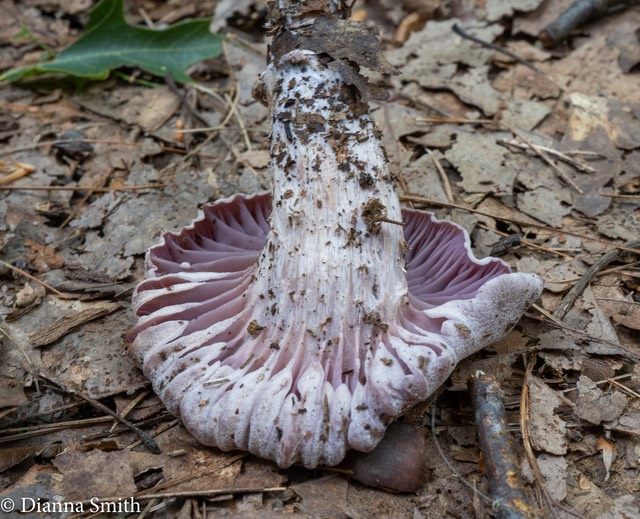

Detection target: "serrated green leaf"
[1, 0, 223, 83]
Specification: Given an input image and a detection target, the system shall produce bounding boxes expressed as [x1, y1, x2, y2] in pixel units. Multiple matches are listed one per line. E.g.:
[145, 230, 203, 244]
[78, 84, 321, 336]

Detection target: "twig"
[221, 41, 253, 151]
[428, 149, 454, 203]
[36, 371, 161, 454]
[553, 239, 640, 320]
[540, 0, 633, 47]
[497, 139, 596, 174]
[81, 413, 172, 442]
[224, 83, 252, 151]
[599, 193, 640, 199]
[109, 389, 151, 432]
[161, 80, 244, 177]
[124, 418, 179, 452]
[0, 184, 164, 192]
[416, 116, 494, 124]
[399, 194, 640, 255]
[0, 161, 36, 184]
[562, 373, 632, 393]
[452, 24, 542, 74]
[526, 311, 640, 359]
[477, 222, 571, 259]
[378, 216, 405, 227]
[532, 303, 566, 328]
[469, 372, 537, 519]
[0, 259, 66, 297]
[164, 73, 211, 128]
[0, 416, 143, 443]
[502, 122, 584, 193]
[607, 377, 640, 399]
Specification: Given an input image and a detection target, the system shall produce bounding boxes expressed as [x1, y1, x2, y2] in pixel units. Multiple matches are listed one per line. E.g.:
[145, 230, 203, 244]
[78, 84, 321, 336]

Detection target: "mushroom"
[128, 4, 542, 469]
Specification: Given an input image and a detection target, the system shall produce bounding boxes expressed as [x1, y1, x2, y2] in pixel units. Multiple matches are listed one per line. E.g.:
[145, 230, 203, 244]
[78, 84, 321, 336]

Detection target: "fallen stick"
[553, 239, 640, 320]
[540, 0, 635, 47]
[469, 371, 537, 519]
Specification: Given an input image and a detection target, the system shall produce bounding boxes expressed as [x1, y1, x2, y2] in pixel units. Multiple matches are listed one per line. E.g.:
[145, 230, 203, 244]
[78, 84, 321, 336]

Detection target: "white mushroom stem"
[247, 50, 407, 389]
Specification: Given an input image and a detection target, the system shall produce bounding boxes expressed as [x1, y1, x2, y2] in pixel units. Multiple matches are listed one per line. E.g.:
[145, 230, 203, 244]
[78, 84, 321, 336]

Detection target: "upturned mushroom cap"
[128, 191, 542, 468]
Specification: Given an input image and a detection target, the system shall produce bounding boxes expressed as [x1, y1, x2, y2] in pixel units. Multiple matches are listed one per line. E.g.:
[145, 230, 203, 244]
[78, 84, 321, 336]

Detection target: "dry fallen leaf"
[574, 376, 628, 426]
[24, 238, 64, 273]
[53, 448, 152, 501]
[14, 282, 46, 308]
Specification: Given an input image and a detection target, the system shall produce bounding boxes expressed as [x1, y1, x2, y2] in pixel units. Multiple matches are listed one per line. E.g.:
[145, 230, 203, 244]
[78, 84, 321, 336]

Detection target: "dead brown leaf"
[527, 376, 568, 455]
[53, 448, 154, 501]
[24, 238, 64, 273]
[574, 375, 628, 425]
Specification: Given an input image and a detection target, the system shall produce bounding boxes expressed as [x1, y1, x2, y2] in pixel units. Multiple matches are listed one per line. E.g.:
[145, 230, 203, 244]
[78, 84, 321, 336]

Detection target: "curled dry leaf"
[596, 437, 614, 482]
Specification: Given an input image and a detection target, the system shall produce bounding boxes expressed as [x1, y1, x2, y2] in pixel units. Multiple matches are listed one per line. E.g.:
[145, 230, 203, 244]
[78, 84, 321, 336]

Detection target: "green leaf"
[1, 0, 223, 83]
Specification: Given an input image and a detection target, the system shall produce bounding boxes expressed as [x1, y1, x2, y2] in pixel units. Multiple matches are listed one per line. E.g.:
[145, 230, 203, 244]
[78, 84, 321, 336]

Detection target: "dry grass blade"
[562, 373, 632, 394]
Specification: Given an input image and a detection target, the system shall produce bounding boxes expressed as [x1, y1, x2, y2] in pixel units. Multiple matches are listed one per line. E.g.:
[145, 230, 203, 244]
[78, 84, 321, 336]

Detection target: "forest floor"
[1, 0, 639, 517]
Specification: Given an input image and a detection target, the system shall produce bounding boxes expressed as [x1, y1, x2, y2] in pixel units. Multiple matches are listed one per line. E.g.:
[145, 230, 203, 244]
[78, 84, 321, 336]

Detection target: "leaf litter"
[1, 0, 640, 518]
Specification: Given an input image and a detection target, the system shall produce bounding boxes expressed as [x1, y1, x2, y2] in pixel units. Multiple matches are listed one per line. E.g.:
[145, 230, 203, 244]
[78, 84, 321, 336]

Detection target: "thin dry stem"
[502, 122, 584, 194]
[498, 139, 596, 174]
[427, 149, 454, 203]
[562, 373, 632, 394]
[0, 259, 66, 297]
[0, 161, 36, 184]
[416, 116, 494, 124]
[399, 194, 640, 255]
[553, 239, 640, 320]
[0, 184, 164, 192]
[109, 390, 151, 432]
[476, 222, 571, 259]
